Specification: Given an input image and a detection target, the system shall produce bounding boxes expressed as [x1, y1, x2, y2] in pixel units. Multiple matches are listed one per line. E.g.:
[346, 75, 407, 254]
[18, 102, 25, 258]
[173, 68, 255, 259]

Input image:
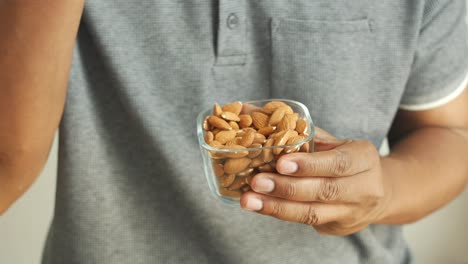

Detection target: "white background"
[1, 5, 468, 263]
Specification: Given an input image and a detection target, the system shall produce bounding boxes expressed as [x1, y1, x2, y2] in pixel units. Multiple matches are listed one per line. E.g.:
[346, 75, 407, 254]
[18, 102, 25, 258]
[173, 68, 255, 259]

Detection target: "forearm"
[0, 0, 84, 215]
[378, 127, 468, 224]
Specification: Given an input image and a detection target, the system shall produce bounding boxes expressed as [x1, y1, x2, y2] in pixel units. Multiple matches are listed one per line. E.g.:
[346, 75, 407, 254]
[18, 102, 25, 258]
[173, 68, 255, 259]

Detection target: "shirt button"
[227, 13, 239, 29]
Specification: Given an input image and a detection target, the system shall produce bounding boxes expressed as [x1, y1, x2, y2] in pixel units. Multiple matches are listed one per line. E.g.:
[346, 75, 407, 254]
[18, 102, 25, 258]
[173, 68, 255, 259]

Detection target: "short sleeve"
[400, 0, 468, 111]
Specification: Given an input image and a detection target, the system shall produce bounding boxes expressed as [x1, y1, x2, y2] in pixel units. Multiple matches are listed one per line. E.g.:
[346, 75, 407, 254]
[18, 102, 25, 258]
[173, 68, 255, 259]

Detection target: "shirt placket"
[215, 0, 246, 66]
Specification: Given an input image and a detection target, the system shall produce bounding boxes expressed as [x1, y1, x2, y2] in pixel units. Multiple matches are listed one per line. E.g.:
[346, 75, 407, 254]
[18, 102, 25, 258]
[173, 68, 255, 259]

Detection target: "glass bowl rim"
[197, 99, 315, 152]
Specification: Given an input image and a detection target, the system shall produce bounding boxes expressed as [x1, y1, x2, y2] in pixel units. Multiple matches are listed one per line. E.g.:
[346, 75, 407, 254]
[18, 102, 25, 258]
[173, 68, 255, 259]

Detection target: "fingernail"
[280, 160, 298, 174]
[254, 177, 275, 193]
[244, 197, 263, 211]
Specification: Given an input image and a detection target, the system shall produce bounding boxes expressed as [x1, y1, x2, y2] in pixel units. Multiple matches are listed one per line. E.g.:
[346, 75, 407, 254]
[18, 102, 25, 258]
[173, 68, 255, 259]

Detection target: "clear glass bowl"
[197, 99, 315, 205]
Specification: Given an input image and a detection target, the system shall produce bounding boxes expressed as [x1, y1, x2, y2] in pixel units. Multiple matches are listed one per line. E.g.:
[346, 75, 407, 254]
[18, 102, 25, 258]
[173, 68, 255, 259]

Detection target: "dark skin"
[241, 87, 468, 235]
[0, 1, 467, 236]
[0, 0, 84, 214]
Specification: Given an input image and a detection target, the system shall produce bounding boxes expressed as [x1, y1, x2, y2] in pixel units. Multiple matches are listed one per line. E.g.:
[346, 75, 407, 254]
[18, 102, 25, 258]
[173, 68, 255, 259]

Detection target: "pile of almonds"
[203, 100, 311, 198]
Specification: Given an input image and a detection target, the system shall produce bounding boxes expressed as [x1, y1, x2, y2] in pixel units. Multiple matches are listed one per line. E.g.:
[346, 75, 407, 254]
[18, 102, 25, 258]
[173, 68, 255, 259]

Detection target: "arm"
[239, 0, 468, 235]
[379, 85, 468, 224]
[240, 87, 468, 235]
[0, 0, 84, 215]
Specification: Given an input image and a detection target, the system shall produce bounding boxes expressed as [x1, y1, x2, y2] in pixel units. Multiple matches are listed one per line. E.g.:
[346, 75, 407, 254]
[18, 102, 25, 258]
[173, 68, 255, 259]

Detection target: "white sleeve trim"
[399, 73, 468, 111]
[378, 138, 390, 157]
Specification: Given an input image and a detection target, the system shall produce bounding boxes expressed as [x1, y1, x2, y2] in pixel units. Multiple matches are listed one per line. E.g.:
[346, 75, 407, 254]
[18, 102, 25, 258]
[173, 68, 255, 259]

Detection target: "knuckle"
[303, 159, 318, 175]
[365, 185, 385, 203]
[279, 182, 298, 199]
[299, 205, 320, 226]
[362, 188, 384, 208]
[270, 201, 286, 218]
[317, 178, 341, 202]
[363, 197, 379, 208]
[331, 150, 351, 176]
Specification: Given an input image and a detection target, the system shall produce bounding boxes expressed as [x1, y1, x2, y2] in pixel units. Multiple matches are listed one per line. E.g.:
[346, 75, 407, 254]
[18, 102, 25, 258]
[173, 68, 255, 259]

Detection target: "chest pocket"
[270, 17, 377, 141]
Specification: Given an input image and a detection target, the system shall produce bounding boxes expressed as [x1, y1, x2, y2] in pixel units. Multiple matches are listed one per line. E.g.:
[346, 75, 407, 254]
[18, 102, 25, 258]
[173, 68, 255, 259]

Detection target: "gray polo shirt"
[42, 1, 468, 263]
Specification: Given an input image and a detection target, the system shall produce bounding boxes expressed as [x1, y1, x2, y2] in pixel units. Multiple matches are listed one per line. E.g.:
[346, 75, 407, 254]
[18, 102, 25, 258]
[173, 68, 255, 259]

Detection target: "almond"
[247, 143, 263, 158]
[258, 163, 275, 172]
[237, 167, 254, 177]
[273, 130, 298, 155]
[261, 101, 289, 114]
[228, 176, 248, 191]
[239, 129, 255, 147]
[213, 103, 223, 117]
[284, 146, 300, 154]
[215, 130, 236, 144]
[258, 126, 276, 136]
[270, 130, 287, 140]
[229, 121, 239, 130]
[222, 101, 243, 115]
[300, 141, 311, 153]
[274, 130, 298, 146]
[219, 174, 236, 187]
[238, 114, 253, 128]
[287, 135, 306, 145]
[284, 135, 305, 153]
[303, 127, 311, 136]
[241, 103, 262, 114]
[224, 157, 251, 174]
[236, 130, 246, 137]
[241, 185, 251, 193]
[208, 116, 232, 130]
[219, 187, 241, 198]
[205, 101, 312, 199]
[270, 161, 277, 169]
[224, 137, 242, 146]
[278, 113, 299, 131]
[203, 116, 211, 131]
[262, 138, 275, 163]
[268, 107, 287, 126]
[208, 140, 223, 148]
[221, 111, 240, 122]
[246, 174, 254, 185]
[243, 127, 256, 132]
[208, 140, 224, 159]
[269, 106, 293, 126]
[251, 112, 269, 129]
[249, 156, 265, 168]
[222, 144, 249, 158]
[213, 162, 224, 177]
[209, 152, 225, 160]
[211, 128, 221, 136]
[295, 119, 308, 135]
[253, 133, 267, 144]
[204, 131, 214, 144]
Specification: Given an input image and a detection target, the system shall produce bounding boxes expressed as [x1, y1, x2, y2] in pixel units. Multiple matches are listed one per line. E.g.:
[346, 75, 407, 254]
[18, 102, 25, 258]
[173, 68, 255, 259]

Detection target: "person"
[1, 1, 467, 263]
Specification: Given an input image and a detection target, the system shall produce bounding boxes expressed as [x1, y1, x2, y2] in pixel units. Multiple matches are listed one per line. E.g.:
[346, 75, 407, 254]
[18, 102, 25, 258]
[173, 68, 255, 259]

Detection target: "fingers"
[240, 192, 352, 226]
[240, 103, 261, 114]
[314, 223, 366, 236]
[250, 172, 361, 202]
[276, 140, 377, 177]
[313, 127, 345, 152]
